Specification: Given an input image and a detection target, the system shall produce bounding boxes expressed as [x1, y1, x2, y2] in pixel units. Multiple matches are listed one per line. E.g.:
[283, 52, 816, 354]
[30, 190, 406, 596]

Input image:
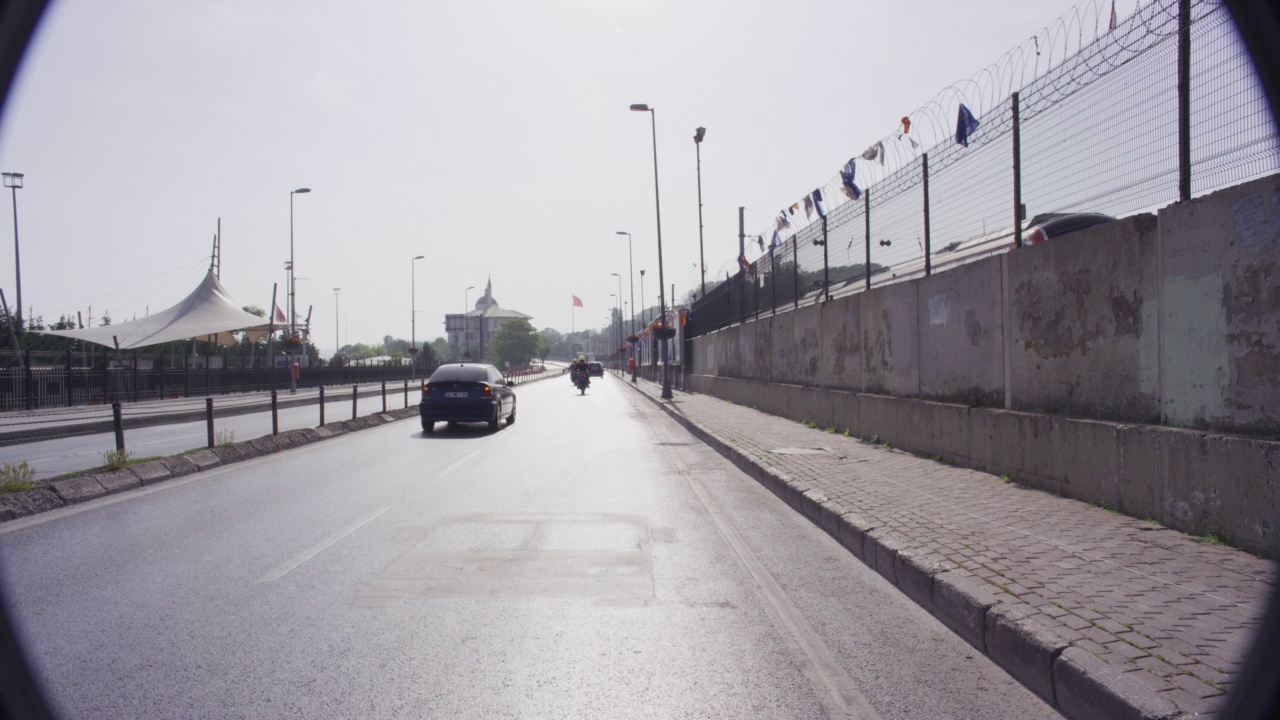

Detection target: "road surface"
[0, 373, 1059, 719]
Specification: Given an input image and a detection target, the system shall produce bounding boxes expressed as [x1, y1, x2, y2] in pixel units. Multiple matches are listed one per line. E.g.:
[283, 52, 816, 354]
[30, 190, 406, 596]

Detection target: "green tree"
[430, 337, 448, 361]
[485, 318, 538, 368]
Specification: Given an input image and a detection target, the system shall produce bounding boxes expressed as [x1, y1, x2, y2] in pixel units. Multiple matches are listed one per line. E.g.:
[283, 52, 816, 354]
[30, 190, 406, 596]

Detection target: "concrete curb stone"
[248, 437, 278, 456]
[233, 440, 265, 460]
[160, 455, 199, 478]
[211, 445, 244, 464]
[986, 603, 1071, 705]
[130, 460, 172, 486]
[94, 469, 140, 494]
[621, 379, 1196, 720]
[1055, 646, 1182, 720]
[186, 449, 221, 471]
[50, 475, 108, 504]
[0, 488, 64, 520]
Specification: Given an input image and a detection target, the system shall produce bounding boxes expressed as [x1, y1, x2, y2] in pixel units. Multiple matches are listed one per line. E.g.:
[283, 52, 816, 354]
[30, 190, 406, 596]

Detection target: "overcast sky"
[0, 0, 1112, 353]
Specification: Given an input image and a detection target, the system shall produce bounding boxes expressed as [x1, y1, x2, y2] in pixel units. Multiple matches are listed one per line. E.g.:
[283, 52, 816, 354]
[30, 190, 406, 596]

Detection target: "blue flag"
[840, 158, 861, 201]
[811, 188, 827, 219]
[956, 103, 980, 147]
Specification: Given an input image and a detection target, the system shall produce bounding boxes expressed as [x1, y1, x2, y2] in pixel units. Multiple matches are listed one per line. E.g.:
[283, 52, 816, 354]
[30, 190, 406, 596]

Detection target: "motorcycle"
[571, 369, 590, 395]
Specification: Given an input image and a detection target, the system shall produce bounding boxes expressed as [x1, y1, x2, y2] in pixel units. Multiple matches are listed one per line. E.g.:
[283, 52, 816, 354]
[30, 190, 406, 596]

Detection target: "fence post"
[404, 379, 409, 408]
[270, 390, 278, 435]
[1012, 92, 1024, 247]
[821, 215, 830, 301]
[319, 385, 325, 426]
[1177, 0, 1191, 201]
[205, 397, 215, 448]
[922, 152, 932, 277]
[792, 235, 800, 309]
[132, 352, 138, 403]
[351, 385, 358, 420]
[864, 188, 872, 289]
[23, 349, 31, 410]
[65, 345, 73, 407]
[112, 401, 125, 452]
[381, 381, 387, 412]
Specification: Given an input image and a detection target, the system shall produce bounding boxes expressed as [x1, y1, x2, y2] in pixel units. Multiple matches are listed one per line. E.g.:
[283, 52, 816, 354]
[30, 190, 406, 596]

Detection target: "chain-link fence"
[689, 0, 1278, 338]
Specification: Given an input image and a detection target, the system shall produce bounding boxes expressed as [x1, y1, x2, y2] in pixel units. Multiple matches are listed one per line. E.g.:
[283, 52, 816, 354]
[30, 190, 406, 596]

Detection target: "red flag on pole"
[572, 295, 583, 308]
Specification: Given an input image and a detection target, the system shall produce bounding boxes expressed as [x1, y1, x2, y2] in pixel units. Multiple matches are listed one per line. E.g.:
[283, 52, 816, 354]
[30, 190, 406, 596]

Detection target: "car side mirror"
[506, 380, 514, 387]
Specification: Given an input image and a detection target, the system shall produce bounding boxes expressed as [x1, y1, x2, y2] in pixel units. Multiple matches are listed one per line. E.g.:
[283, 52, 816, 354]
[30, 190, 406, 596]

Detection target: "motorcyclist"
[569, 356, 590, 386]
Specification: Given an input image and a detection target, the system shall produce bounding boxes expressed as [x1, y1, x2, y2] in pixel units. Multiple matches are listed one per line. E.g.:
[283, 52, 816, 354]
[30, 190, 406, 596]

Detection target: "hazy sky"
[0, 0, 1105, 353]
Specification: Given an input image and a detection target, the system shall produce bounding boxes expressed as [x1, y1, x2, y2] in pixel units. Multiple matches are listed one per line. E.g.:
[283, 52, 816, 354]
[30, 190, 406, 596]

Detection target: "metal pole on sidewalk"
[319, 385, 325, 426]
[404, 379, 409, 408]
[112, 401, 124, 452]
[381, 381, 387, 412]
[351, 385, 357, 420]
[205, 397, 215, 448]
[270, 390, 278, 435]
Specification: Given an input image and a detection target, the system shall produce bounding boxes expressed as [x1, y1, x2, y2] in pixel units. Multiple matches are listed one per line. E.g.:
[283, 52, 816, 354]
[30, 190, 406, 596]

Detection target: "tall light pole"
[464, 285, 475, 359]
[333, 288, 341, 363]
[694, 127, 707, 298]
[411, 255, 424, 378]
[639, 269, 646, 325]
[3, 172, 23, 330]
[609, 292, 619, 365]
[288, 187, 310, 394]
[630, 103, 672, 399]
[615, 231, 637, 382]
[288, 188, 311, 336]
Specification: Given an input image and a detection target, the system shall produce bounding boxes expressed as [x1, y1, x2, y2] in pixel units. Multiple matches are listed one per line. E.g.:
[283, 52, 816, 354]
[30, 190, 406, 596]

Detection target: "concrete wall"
[688, 175, 1280, 556]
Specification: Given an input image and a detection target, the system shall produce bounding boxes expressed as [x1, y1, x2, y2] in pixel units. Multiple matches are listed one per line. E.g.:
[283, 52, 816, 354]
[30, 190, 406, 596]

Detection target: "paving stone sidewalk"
[621, 376, 1275, 719]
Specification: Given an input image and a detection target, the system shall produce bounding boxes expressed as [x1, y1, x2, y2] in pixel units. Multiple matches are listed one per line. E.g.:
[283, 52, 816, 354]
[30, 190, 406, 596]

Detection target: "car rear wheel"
[422, 418, 434, 433]
[506, 404, 516, 425]
[488, 411, 500, 432]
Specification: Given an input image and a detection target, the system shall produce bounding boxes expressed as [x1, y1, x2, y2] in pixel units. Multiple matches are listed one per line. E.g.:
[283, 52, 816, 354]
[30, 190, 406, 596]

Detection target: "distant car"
[587, 362, 603, 377]
[420, 363, 516, 433]
[1023, 212, 1116, 246]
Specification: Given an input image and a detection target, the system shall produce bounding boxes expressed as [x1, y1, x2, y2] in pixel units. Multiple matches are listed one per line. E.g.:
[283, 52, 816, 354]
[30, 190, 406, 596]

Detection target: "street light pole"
[411, 255, 424, 379]
[333, 288, 341, 364]
[694, 127, 707, 298]
[609, 293, 618, 366]
[288, 187, 310, 394]
[630, 103, 672, 399]
[615, 231, 636, 382]
[464, 286, 475, 359]
[3, 172, 23, 331]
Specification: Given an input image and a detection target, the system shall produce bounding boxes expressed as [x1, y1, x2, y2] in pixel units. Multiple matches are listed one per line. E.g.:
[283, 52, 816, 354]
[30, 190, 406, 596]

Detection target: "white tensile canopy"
[39, 270, 274, 350]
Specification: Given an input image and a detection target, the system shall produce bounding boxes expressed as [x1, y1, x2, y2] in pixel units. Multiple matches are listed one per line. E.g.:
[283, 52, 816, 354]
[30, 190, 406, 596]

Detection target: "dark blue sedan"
[420, 363, 516, 433]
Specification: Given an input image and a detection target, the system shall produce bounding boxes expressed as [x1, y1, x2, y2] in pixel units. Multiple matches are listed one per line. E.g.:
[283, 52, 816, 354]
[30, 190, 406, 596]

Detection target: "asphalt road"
[0, 373, 1060, 719]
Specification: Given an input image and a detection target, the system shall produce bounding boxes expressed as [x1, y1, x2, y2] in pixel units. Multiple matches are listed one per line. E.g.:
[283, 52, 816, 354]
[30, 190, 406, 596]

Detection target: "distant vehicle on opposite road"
[587, 362, 603, 377]
[1022, 212, 1116, 246]
[420, 363, 516, 433]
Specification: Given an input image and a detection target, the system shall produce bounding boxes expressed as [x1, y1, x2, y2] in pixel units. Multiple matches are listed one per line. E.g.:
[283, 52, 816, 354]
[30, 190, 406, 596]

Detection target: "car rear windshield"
[429, 366, 490, 383]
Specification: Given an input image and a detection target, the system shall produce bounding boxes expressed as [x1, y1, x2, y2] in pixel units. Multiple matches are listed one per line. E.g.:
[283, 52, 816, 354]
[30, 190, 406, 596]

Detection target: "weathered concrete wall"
[1160, 180, 1280, 435]
[1007, 214, 1161, 422]
[862, 280, 920, 398]
[918, 259, 1005, 406]
[687, 175, 1280, 555]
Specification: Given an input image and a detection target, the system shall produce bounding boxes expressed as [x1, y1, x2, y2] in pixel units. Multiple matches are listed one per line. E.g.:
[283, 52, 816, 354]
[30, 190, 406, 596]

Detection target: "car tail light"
[1026, 227, 1047, 245]
[481, 384, 492, 396]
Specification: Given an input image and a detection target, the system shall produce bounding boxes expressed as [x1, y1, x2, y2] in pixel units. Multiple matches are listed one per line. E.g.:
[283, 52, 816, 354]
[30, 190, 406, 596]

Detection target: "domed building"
[444, 278, 532, 361]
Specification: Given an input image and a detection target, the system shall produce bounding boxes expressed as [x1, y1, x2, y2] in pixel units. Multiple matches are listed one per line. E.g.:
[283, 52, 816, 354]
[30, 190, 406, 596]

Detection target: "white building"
[443, 279, 532, 361]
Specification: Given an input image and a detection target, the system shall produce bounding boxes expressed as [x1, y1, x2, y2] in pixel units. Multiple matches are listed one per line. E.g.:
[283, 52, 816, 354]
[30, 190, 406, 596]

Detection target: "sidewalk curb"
[0, 407, 421, 523]
[624, 379, 1184, 720]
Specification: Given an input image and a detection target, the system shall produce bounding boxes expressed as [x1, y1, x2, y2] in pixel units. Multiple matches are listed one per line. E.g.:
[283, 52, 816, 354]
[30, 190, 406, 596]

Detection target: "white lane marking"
[650, 418, 882, 720]
[437, 450, 480, 478]
[255, 506, 391, 583]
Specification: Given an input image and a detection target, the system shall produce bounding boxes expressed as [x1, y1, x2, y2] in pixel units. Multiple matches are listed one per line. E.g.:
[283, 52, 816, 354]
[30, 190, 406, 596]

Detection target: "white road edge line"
[650, 415, 882, 720]
[437, 450, 480, 478]
[255, 506, 391, 584]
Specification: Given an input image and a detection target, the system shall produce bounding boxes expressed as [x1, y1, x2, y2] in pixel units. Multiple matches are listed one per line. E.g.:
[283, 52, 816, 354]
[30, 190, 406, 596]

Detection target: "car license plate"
[444, 392, 467, 398]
